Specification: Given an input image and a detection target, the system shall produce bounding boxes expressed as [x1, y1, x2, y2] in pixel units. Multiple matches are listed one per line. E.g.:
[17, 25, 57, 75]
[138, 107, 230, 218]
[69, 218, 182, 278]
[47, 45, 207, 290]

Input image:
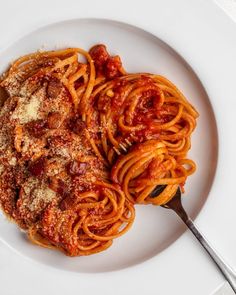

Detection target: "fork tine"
[113, 146, 121, 155]
[113, 138, 132, 156]
[125, 138, 132, 146]
[119, 143, 127, 152]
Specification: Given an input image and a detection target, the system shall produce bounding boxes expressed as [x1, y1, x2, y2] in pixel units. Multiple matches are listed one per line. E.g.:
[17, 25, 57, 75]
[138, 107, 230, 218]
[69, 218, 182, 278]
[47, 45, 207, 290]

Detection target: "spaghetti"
[0, 44, 198, 256]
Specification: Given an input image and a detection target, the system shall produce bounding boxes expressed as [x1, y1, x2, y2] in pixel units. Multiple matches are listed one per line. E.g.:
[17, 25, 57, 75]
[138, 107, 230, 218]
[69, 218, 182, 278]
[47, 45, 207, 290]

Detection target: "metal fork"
[113, 138, 132, 155]
[157, 187, 236, 293]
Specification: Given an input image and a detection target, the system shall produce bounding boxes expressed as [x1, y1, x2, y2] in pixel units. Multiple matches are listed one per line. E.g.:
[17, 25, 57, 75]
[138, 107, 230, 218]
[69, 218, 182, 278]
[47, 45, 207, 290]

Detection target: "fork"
[113, 138, 132, 155]
[157, 187, 236, 293]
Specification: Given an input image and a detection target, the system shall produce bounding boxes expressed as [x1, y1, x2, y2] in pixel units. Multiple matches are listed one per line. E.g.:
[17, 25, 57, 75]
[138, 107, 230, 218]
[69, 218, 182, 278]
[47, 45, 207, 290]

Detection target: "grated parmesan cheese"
[23, 178, 38, 196]
[11, 95, 41, 124]
[56, 147, 70, 158]
[9, 157, 17, 166]
[28, 186, 56, 212]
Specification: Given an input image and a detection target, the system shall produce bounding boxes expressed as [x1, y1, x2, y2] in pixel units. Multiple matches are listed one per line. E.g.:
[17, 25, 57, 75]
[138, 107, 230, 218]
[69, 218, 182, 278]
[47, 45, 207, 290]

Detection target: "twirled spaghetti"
[0, 44, 198, 256]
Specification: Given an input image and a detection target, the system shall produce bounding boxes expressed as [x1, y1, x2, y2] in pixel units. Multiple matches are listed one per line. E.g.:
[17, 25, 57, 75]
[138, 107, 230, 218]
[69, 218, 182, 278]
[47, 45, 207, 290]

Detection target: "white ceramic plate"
[0, 17, 218, 273]
[0, 1, 236, 294]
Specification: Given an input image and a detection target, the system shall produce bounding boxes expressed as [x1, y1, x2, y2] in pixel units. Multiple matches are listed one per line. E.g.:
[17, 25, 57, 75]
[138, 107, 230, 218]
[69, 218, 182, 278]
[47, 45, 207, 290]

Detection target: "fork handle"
[184, 218, 236, 293]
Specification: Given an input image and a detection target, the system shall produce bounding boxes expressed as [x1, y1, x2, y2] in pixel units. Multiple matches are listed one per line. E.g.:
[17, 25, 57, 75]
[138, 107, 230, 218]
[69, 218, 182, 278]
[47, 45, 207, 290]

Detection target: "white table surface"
[211, 2, 236, 294]
[0, 1, 235, 295]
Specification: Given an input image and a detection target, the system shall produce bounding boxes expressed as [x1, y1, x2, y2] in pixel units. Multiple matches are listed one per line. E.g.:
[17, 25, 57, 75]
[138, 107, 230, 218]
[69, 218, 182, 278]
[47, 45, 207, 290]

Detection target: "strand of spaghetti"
[68, 64, 87, 83]
[152, 75, 198, 107]
[120, 201, 135, 222]
[145, 184, 179, 205]
[164, 96, 198, 115]
[125, 85, 158, 124]
[66, 64, 87, 108]
[84, 129, 108, 165]
[163, 138, 186, 149]
[75, 197, 108, 209]
[118, 115, 143, 132]
[154, 105, 184, 130]
[106, 119, 120, 147]
[76, 241, 113, 256]
[118, 151, 156, 183]
[76, 240, 101, 251]
[83, 217, 134, 241]
[76, 48, 95, 118]
[72, 215, 86, 236]
[159, 125, 190, 141]
[132, 155, 166, 184]
[14, 125, 23, 152]
[28, 225, 58, 250]
[112, 142, 167, 183]
[178, 159, 196, 175]
[138, 176, 187, 187]
[64, 60, 79, 78]
[9, 48, 79, 74]
[122, 151, 168, 202]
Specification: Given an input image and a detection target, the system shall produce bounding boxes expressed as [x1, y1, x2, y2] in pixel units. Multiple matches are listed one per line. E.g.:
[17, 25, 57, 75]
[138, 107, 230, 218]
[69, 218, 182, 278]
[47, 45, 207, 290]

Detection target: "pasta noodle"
[0, 44, 198, 256]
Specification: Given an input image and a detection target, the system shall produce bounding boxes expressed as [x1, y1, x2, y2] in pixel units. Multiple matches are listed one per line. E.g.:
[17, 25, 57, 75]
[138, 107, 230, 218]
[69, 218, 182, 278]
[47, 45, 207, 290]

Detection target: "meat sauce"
[89, 44, 122, 79]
